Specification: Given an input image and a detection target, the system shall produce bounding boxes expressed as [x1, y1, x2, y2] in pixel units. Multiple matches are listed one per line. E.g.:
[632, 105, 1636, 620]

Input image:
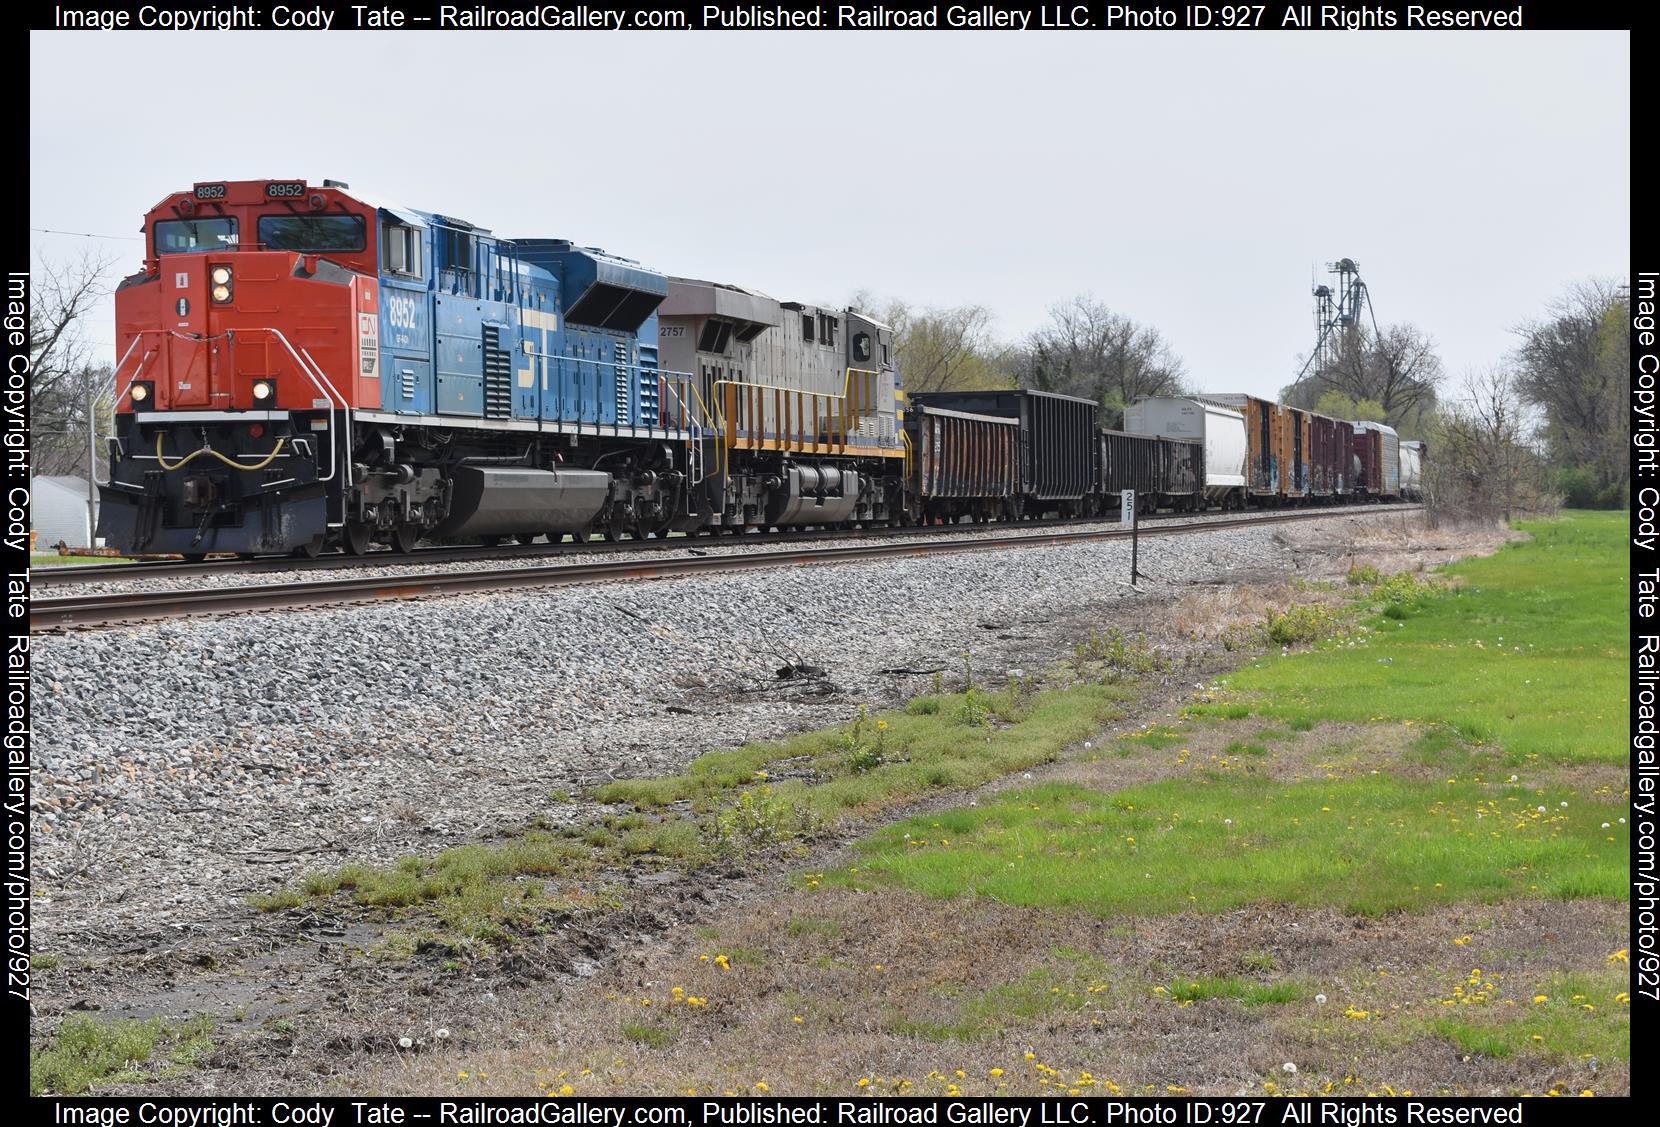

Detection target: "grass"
[1212, 512, 1627, 763]
[1163, 975, 1305, 1006]
[30, 553, 140, 566]
[836, 776, 1626, 917]
[30, 1014, 213, 1096]
[1422, 968, 1630, 1063]
[253, 679, 1134, 950]
[887, 965, 1098, 1042]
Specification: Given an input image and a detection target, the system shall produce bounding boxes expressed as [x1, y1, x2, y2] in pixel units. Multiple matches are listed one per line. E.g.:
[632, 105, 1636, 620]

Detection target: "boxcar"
[1334, 419, 1356, 496]
[1353, 421, 1401, 498]
[1201, 394, 1286, 502]
[1123, 396, 1246, 508]
[911, 389, 1097, 516]
[906, 402, 1018, 522]
[1307, 412, 1339, 498]
[1284, 406, 1311, 499]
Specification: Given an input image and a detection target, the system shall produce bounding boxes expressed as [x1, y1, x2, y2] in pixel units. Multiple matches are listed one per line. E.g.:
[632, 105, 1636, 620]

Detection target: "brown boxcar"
[1202, 394, 1285, 501]
[906, 403, 1018, 522]
[1284, 407, 1311, 499]
[1335, 419, 1356, 495]
[1307, 411, 1339, 498]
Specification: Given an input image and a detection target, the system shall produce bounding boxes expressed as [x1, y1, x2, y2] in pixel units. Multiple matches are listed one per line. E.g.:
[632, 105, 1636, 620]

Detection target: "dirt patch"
[362, 888, 1627, 1098]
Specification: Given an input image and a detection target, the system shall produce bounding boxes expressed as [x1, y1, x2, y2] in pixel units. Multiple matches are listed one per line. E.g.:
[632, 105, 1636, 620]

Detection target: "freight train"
[96, 178, 1418, 559]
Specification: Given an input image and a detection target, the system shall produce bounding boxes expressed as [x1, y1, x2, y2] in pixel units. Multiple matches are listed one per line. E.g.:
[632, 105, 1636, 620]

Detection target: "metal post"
[85, 377, 98, 547]
[1131, 500, 1140, 585]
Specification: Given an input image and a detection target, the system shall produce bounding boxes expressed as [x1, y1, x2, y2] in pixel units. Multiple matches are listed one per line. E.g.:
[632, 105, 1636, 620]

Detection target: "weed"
[957, 687, 993, 728]
[706, 787, 817, 855]
[30, 1014, 213, 1096]
[621, 1022, 676, 1049]
[1264, 603, 1348, 646]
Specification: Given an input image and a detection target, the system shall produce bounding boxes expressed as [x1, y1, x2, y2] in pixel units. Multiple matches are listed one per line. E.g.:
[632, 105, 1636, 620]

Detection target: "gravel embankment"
[30, 515, 1359, 955]
[39, 505, 1422, 598]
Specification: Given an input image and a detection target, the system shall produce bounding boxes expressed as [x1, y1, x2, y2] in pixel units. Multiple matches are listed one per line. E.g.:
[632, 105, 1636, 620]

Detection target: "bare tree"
[1285, 321, 1443, 432]
[1015, 295, 1186, 428]
[1427, 366, 1552, 523]
[1511, 278, 1629, 506]
[30, 251, 117, 478]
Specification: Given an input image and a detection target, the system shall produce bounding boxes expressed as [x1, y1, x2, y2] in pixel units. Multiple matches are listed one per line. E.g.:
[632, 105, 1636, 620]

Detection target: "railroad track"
[29, 502, 1426, 586]
[29, 506, 1420, 633]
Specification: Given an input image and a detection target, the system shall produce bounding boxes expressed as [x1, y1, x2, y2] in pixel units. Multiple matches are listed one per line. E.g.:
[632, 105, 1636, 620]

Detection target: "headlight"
[130, 381, 153, 407]
[210, 266, 232, 286]
[211, 284, 232, 303]
[210, 265, 233, 303]
[252, 380, 274, 401]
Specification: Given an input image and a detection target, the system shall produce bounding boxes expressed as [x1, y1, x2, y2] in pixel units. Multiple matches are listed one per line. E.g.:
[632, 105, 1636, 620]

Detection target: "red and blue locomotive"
[100, 178, 911, 558]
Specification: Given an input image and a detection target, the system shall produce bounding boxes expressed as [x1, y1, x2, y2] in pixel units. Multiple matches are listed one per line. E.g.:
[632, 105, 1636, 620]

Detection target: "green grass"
[597, 682, 1132, 826]
[1164, 975, 1305, 1006]
[30, 1014, 213, 1096]
[887, 966, 1094, 1042]
[621, 1021, 677, 1049]
[1213, 513, 1627, 763]
[30, 553, 141, 566]
[836, 776, 1627, 917]
[1422, 969, 1630, 1063]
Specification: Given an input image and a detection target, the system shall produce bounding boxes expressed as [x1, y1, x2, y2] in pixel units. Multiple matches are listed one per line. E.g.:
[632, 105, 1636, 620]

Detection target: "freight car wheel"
[390, 524, 421, 554]
[341, 522, 374, 556]
[515, 533, 539, 545]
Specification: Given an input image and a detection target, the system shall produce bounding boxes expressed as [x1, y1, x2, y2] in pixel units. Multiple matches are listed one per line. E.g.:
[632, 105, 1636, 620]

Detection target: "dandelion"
[877, 720, 889, 730]
[715, 954, 732, 970]
[1315, 994, 1327, 1004]
[755, 1083, 769, 1093]
[792, 1015, 804, 1024]
[1609, 949, 1630, 963]
[559, 1085, 575, 1096]
[398, 1037, 413, 1049]
[1533, 995, 1548, 1004]
[858, 1078, 871, 1088]
[435, 1028, 450, 1040]
[1025, 1051, 1037, 1061]
[990, 1068, 1004, 1078]
[1283, 1063, 1298, 1074]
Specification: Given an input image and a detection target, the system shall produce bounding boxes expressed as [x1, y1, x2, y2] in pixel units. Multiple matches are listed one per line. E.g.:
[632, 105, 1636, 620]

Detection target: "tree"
[1427, 366, 1552, 522]
[29, 251, 116, 479]
[1014, 295, 1186, 429]
[851, 291, 1011, 394]
[1511, 278, 1629, 507]
[1284, 322, 1443, 434]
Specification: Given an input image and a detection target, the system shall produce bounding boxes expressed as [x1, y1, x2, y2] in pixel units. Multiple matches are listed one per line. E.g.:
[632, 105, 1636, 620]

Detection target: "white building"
[31, 475, 98, 551]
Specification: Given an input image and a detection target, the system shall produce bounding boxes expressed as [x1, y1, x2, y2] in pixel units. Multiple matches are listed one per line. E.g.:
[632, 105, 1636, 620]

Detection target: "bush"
[1263, 604, 1346, 646]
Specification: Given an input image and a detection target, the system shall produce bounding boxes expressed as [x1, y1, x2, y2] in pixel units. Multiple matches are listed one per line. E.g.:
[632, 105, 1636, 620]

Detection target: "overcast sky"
[30, 30, 1628, 399]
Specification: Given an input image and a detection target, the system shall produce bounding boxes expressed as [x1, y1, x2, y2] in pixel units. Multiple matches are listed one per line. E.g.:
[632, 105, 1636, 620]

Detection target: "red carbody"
[115, 180, 381, 413]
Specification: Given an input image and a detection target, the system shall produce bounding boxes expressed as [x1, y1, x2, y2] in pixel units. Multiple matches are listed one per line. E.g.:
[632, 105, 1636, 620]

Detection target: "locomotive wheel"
[341, 522, 374, 556]
[515, 532, 539, 546]
[390, 523, 421, 554]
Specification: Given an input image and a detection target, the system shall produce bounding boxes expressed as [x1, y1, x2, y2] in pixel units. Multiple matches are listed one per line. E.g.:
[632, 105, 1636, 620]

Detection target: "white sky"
[29, 30, 1629, 399]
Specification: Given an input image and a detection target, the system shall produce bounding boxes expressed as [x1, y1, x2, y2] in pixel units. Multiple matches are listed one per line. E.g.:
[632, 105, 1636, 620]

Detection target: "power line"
[31, 227, 143, 242]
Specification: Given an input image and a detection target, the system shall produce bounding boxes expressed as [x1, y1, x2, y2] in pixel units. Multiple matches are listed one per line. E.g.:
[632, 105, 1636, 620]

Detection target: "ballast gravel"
[30, 515, 1355, 954]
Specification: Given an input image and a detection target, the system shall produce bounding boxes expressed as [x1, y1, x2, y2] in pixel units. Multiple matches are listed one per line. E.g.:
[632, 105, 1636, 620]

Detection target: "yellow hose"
[155, 432, 288, 472]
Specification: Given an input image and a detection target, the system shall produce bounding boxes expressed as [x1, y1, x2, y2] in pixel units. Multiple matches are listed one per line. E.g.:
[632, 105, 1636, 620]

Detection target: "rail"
[28, 506, 1424, 631]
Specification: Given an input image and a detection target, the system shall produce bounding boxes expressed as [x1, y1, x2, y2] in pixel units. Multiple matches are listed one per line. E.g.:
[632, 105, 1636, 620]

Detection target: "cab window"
[853, 332, 872, 362]
[257, 214, 366, 252]
[155, 218, 237, 254]
[382, 220, 423, 278]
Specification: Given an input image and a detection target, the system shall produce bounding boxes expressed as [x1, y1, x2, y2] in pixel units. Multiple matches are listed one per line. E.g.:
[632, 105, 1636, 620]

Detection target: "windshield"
[257, 214, 366, 253]
[155, 218, 238, 254]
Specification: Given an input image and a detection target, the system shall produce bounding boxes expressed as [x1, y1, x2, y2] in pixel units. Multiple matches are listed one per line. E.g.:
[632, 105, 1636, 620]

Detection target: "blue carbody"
[374, 208, 666, 428]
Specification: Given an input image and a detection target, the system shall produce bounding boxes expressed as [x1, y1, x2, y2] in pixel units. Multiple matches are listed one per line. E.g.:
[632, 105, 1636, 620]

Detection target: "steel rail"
[31, 503, 1425, 586]
[30, 507, 1420, 633]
